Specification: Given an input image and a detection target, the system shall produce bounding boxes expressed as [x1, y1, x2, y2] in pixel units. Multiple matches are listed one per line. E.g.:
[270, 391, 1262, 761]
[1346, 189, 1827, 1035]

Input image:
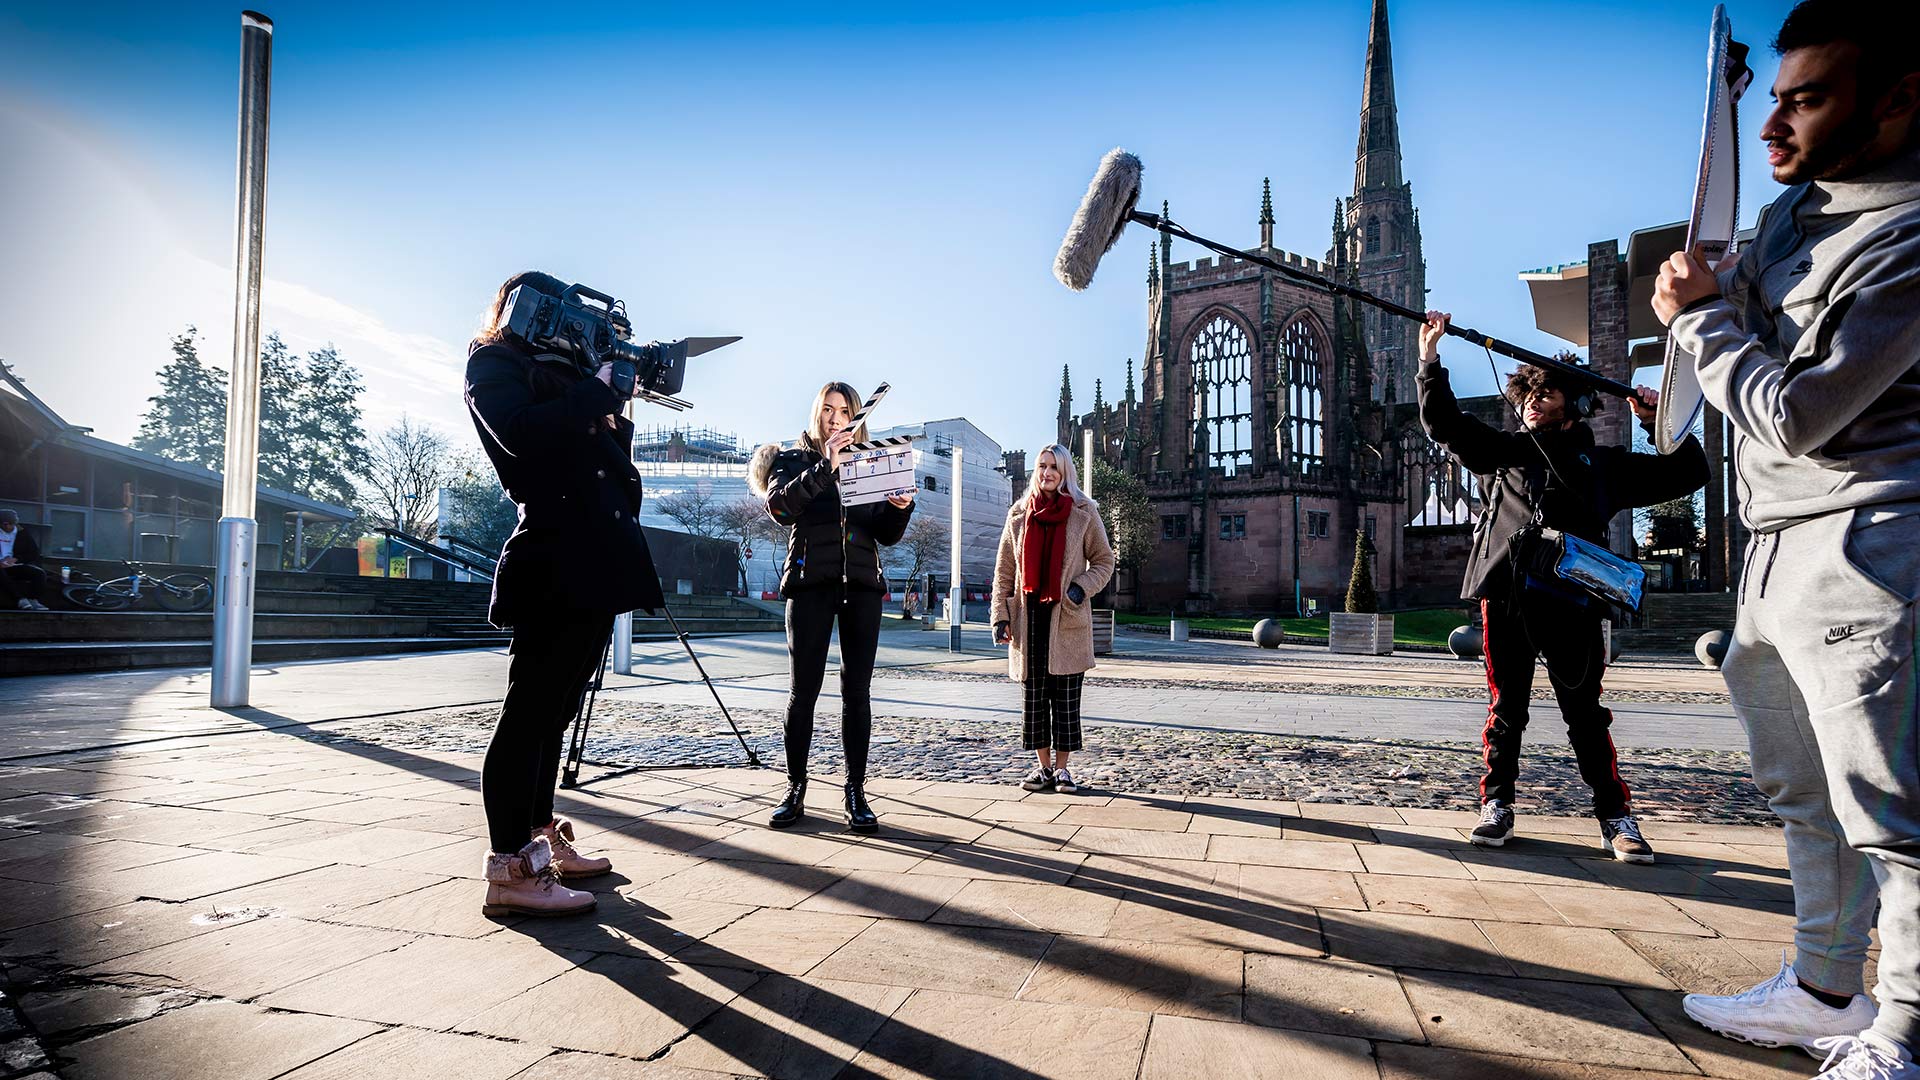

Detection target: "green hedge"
[1116, 608, 1467, 648]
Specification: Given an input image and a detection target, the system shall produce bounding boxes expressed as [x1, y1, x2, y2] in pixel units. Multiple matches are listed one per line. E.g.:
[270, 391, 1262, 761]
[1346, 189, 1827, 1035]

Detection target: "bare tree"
[361, 414, 451, 539]
[895, 515, 949, 611]
[654, 486, 727, 539]
[717, 496, 778, 593]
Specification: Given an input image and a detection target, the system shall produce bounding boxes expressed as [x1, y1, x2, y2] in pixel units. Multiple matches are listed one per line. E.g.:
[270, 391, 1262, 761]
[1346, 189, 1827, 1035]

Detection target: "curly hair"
[1505, 354, 1602, 415]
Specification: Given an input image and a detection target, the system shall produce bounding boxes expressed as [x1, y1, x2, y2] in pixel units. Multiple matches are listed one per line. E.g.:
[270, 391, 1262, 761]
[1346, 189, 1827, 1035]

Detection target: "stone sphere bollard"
[1252, 619, 1286, 649]
[1448, 625, 1483, 659]
[1696, 629, 1731, 669]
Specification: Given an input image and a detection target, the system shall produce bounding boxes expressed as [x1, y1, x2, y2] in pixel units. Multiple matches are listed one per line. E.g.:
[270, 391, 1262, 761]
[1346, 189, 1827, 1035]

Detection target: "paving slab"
[0, 899, 221, 971]
[16, 982, 197, 1039]
[459, 954, 758, 1058]
[274, 1026, 554, 1080]
[810, 919, 1052, 998]
[1477, 923, 1677, 989]
[1021, 935, 1241, 1020]
[842, 988, 1151, 1080]
[795, 869, 970, 922]
[1375, 1043, 1704, 1079]
[56, 999, 380, 1080]
[1103, 893, 1321, 956]
[1402, 968, 1698, 1072]
[1138, 1014, 1378, 1080]
[930, 880, 1123, 937]
[1322, 911, 1513, 976]
[81, 913, 413, 1000]
[659, 974, 914, 1080]
[1243, 954, 1423, 1041]
[257, 934, 587, 1028]
[670, 907, 876, 974]
[1203, 835, 1365, 871]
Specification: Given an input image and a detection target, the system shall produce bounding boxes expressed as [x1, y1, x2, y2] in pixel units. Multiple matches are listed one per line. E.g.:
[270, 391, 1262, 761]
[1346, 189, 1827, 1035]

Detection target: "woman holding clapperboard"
[992, 444, 1114, 794]
[748, 381, 914, 832]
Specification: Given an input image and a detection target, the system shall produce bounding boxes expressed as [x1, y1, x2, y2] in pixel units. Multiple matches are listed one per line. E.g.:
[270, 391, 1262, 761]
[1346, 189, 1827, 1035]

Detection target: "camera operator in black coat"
[463, 269, 665, 918]
[747, 381, 914, 833]
[1417, 311, 1708, 864]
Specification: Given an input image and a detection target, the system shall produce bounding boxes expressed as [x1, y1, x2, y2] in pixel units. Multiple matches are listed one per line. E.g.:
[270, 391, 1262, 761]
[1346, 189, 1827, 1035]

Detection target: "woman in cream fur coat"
[991, 443, 1114, 794]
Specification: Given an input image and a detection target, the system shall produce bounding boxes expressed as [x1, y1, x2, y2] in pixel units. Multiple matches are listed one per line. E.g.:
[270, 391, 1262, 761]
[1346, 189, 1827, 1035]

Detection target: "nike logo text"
[1824, 624, 1858, 645]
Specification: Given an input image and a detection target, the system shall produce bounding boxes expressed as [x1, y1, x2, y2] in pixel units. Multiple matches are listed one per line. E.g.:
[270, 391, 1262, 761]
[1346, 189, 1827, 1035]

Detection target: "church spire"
[1353, 0, 1403, 194]
[1259, 177, 1274, 248]
[1125, 357, 1136, 406]
[1057, 364, 1073, 448]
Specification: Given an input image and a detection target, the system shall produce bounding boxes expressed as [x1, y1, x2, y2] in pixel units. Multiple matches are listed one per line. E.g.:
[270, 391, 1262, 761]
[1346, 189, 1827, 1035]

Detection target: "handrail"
[374, 527, 496, 581]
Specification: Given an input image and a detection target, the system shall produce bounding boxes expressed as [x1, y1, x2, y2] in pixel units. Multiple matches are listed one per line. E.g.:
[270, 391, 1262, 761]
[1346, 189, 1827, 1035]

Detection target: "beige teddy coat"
[990, 496, 1116, 679]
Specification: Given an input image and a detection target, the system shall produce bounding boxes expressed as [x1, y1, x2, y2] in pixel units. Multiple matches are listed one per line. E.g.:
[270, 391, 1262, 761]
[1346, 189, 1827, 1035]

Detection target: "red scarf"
[1021, 491, 1074, 603]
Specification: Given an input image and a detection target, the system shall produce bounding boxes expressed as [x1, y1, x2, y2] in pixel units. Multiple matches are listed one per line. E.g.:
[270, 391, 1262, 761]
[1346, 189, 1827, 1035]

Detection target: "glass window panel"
[0, 448, 42, 501]
[46, 447, 88, 506]
[1189, 316, 1253, 474]
[47, 509, 85, 558]
[93, 463, 136, 511]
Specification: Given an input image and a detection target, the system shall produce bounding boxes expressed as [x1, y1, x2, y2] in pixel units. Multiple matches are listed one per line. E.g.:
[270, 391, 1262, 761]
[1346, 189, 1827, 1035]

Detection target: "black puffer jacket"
[1417, 362, 1709, 602]
[749, 437, 913, 597]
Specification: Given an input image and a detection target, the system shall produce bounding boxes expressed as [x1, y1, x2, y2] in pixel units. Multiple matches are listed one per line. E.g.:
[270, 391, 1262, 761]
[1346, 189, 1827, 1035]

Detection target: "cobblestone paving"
[880, 665, 1732, 705]
[331, 697, 1774, 826]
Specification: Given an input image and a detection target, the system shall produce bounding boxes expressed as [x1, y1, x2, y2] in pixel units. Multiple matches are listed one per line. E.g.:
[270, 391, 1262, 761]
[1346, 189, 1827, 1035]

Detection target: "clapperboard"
[835, 383, 920, 506]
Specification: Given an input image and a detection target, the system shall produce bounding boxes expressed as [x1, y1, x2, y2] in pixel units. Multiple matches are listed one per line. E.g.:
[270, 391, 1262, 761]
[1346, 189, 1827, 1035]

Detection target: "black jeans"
[1479, 590, 1631, 819]
[784, 588, 882, 783]
[482, 615, 612, 854]
[0, 564, 47, 607]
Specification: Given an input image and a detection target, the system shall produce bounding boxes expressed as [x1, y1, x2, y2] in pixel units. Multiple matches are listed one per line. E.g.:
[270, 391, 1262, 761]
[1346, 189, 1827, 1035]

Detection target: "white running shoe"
[1811, 1034, 1918, 1079]
[1682, 955, 1877, 1057]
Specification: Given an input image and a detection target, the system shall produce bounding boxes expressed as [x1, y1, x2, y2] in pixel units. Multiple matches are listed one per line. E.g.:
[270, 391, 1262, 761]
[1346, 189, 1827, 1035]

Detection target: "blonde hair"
[1023, 443, 1087, 508]
[805, 381, 869, 449]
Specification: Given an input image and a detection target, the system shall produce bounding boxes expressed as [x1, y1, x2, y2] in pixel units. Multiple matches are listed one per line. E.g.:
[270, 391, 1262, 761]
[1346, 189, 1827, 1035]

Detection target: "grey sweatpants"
[1723, 505, 1920, 1051]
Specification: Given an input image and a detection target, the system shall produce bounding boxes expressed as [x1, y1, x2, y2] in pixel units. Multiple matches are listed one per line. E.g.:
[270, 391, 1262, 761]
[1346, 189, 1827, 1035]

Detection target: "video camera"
[501, 282, 738, 411]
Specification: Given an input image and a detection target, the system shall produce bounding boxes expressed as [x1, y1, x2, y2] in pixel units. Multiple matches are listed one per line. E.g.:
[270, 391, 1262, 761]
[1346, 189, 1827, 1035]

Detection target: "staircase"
[0, 564, 784, 676]
[1615, 592, 1737, 656]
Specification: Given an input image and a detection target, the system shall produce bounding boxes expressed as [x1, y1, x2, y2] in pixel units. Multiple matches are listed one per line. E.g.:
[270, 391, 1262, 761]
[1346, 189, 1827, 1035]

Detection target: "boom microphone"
[1053, 148, 1638, 401]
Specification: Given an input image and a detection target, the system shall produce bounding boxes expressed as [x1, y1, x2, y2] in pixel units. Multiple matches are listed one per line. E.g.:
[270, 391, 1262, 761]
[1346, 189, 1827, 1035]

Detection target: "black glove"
[994, 621, 1010, 644]
[1066, 584, 1086, 605]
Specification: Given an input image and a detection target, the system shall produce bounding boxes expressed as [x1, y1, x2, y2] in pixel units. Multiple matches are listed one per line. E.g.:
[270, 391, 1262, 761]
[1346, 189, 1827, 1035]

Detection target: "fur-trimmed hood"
[746, 442, 784, 499]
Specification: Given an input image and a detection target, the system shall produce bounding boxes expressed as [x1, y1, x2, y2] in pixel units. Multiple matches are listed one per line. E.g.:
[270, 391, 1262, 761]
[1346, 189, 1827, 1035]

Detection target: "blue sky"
[0, 0, 1796, 462]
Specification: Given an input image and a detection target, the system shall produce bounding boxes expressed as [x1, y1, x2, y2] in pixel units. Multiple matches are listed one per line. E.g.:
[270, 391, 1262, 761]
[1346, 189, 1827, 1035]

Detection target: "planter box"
[1092, 609, 1115, 655]
[1329, 612, 1394, 655]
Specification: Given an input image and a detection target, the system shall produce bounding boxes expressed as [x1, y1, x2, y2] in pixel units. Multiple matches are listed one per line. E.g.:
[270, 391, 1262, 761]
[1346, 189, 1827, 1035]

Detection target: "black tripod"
[560, 605, 764, 789]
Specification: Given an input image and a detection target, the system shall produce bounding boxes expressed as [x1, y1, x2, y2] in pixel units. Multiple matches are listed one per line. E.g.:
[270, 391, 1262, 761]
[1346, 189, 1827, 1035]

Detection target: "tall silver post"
[211, 10, 273, 708]
[1081, 429, 1094, 494]
[611, 611, 634, 674]
[948, 446, 963, 652]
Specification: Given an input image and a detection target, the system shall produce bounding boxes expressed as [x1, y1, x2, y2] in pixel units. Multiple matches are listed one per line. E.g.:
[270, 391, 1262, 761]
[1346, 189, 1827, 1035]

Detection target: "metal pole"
[1081, 429, 1094, 494]
[948, 446, 963, 652]
[211, 10, 273, 708]
[611, 611, 634, 674]
[1291, 494, 1302, 617]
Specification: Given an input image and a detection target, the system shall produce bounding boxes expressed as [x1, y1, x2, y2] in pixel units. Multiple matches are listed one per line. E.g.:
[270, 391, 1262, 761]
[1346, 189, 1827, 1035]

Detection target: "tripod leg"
[561, 630, 615, 788]
[660, 604, 763, 768]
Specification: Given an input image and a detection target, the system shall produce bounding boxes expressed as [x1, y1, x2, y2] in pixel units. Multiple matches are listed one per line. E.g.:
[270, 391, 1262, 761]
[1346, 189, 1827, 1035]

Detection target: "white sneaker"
[1054, 769, 1078, 794]
[1811, 1034, 1918, 1079]
[1682, 955, 1877, 1056]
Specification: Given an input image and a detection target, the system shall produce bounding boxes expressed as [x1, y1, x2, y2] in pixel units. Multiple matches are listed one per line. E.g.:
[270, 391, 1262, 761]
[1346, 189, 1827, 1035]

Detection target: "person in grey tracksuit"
[1656, 6, 1920, 1069]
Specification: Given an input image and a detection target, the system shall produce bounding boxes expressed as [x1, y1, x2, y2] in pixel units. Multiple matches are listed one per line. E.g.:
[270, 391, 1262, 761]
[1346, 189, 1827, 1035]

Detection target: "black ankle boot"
[844, 783, 878, 833]
[769, 781, 806, 829]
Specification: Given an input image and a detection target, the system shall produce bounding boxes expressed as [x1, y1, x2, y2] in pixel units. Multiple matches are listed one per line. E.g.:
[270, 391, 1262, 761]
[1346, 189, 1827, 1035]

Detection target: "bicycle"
[62, 562, 214, 613]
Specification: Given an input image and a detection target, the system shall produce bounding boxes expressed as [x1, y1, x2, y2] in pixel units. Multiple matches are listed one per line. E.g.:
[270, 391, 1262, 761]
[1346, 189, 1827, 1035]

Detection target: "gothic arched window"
[1284, 319, 1324, 475]
[1190, 315, 1252, 474]
[1365, 217, 1381, 255]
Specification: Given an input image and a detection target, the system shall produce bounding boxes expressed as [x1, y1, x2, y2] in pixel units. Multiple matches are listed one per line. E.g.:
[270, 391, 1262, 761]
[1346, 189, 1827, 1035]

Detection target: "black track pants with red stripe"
[1479, 591, 1631, 820]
